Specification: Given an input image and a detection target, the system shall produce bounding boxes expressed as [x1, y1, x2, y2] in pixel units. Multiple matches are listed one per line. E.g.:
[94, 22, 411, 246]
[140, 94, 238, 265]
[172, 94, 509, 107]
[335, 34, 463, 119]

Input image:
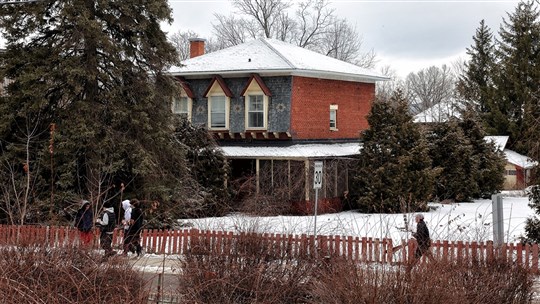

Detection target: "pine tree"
[353, 90, 437, 213]
[458, 108, 506, 198]
[495, 0, 540, 154]
[427, 118, 476, 202]
[0, 1, 200, 223]
[456, 20, 500, 134]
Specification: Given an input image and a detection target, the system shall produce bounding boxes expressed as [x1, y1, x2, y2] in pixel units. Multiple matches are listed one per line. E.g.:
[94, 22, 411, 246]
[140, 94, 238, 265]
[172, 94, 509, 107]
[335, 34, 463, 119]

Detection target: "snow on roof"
[484, 136, 509, 151]
[169, 38, 389, 83]
[504, 149, 537, 169]
[413, 100, 462, 123]
[219, 142, 361, 159]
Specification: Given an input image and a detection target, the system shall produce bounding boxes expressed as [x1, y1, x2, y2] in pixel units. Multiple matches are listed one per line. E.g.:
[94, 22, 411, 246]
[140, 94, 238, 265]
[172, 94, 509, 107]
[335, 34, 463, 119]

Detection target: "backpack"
[103, 211, 116, 233]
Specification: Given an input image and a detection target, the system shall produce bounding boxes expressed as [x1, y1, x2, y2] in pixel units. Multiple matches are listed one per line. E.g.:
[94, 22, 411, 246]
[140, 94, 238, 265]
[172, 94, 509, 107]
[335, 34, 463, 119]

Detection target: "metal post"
[492, 194, 504, 247]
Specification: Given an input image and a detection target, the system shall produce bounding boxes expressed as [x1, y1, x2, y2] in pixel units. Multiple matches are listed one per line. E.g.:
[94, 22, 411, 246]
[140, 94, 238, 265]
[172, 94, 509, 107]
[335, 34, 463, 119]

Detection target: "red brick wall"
[290, 76, 374, 139]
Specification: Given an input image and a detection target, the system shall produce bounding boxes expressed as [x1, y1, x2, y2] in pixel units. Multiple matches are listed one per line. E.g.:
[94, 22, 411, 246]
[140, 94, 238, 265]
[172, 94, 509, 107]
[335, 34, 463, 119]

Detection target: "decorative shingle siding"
[184, 76, 292, 133]
[290, 76, 374, 140]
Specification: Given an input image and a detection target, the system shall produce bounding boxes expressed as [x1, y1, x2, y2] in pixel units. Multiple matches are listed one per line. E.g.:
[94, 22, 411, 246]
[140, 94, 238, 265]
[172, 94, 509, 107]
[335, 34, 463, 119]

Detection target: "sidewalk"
[129, 253, 181, 274]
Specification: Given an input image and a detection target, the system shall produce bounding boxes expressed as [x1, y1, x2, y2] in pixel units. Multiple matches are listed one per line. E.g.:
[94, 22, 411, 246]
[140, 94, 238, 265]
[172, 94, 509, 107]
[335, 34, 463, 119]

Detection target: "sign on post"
[313, 161, 323, 255]
[314, 161, 323, 189]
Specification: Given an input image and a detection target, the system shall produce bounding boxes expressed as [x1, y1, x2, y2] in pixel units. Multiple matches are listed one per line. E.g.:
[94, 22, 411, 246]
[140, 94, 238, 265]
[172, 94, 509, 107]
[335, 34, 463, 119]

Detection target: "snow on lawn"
[181, 192, 536, 244]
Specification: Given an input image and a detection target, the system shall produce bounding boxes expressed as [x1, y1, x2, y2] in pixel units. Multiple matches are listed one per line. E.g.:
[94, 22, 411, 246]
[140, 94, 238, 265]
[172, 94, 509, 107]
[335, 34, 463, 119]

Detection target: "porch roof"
[219, 142, 361, 159]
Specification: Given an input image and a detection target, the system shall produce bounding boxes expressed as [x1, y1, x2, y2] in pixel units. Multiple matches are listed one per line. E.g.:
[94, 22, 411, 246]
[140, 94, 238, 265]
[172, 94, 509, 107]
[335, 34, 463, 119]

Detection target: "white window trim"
[330, 104, 338, 131]
[243, 80, 269, 131]
[244, 94, 269, 130]
[208, 94, 230, 130]
[172, 95, 192, 122]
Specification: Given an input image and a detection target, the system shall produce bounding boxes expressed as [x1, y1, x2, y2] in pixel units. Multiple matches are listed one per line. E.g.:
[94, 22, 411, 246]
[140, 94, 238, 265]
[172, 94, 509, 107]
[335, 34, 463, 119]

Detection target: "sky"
[164, 0, 522, 78]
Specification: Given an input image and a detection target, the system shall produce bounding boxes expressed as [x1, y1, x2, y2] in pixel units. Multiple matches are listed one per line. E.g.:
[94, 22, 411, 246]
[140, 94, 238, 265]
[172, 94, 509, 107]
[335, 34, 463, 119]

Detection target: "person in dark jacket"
[96, 202, 117, 258]
[412, 214, 431, 259]
[74, 200, 94, 246]
[129, 199, 144, 257]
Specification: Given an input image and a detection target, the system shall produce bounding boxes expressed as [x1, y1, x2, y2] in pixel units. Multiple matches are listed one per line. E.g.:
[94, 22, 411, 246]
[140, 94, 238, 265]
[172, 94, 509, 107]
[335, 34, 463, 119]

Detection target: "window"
[242, 75, 270, 130]
[172, 96, 192, 120]
[506, 170, 517, 176]
[247, 94, 265, 128]
[330, 104, 338, 130]
[209, 95, 228, 129]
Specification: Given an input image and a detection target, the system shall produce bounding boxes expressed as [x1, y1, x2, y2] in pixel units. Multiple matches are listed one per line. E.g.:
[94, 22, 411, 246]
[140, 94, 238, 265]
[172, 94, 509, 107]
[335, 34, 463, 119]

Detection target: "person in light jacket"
[121, 199, 133, 255]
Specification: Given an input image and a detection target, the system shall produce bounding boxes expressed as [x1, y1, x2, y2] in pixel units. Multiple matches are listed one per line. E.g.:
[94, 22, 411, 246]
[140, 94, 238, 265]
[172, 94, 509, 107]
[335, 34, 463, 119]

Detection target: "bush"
[176, 233, 534, 303]
[0, 245, 149, 303]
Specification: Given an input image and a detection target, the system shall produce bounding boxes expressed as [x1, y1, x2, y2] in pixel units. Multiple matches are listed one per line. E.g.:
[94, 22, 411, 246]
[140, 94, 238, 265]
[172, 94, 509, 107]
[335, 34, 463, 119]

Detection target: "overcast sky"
[164, 0, 521, 78]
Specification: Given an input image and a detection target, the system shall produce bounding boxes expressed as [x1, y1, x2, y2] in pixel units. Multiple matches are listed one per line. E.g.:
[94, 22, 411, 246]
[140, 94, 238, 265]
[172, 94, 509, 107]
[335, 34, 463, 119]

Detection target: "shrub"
[0, 245, 149, 303]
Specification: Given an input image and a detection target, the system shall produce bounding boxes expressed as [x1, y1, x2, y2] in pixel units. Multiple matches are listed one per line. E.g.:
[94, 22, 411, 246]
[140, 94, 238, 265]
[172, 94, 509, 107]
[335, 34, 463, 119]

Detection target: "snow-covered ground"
[180, 192, 535, 244]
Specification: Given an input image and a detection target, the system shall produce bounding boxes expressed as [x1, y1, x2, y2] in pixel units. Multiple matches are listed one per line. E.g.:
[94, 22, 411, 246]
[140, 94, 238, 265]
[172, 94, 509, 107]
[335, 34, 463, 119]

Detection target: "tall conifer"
[0, 1, 200, 222]
[353, 90, 437, 213]
[495, 0, 540, 154]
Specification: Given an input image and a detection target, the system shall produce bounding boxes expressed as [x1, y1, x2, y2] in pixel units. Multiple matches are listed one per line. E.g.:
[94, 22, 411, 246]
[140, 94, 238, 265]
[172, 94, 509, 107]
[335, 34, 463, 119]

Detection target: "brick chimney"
[189, 38, 206, 58]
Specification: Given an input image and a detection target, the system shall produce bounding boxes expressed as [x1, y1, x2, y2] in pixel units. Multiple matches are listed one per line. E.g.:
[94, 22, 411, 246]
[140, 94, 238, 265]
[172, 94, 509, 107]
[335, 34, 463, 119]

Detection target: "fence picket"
[1, 225, 539, 273]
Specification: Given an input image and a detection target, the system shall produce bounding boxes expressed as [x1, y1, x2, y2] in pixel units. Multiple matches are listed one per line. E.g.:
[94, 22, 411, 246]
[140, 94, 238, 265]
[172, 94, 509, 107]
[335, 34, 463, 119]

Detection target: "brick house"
[169, 38, 388, 214]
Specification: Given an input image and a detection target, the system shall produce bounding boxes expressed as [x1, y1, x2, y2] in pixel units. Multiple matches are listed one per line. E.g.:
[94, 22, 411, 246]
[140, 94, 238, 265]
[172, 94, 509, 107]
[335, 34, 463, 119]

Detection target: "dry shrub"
[308, 257, 534, 304]
[178, 232, 317, 303]
[0, 245, 149, 303]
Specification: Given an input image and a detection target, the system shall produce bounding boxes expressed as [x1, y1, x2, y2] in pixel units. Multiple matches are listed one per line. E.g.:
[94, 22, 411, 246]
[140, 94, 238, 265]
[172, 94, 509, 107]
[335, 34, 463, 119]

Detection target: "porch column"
[304, 159, 310, 201]
[256, 158, 260, 194]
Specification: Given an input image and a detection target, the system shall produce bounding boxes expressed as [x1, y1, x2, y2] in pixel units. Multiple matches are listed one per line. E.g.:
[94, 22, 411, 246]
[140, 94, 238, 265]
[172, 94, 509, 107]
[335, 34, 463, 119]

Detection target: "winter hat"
[122, 200, 131, 210]
[81, 200, 90, 207]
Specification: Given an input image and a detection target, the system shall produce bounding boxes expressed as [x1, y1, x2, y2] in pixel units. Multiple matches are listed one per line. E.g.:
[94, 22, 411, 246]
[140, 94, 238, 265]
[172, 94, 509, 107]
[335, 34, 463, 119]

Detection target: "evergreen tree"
[495, 0, 540, 154]
[458, 108, 506, 198]
[456, 20, 500, 134]
[0, 1, 202, 223]
[353, 90, 437, 213]
[172, 118, 231, 218]
[427, 118, 476, 202]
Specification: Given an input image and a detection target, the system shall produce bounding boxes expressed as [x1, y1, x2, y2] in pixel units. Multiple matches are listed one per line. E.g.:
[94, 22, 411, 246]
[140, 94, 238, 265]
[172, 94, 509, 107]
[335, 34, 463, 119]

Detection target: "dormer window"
[204, 76, 233, 130]
[247, 94, 265, 128]
[242, 74, 271, 131]
[209, 95, 228, 129]
[172, 96, 192, 121]
[330, 104, 338, 131]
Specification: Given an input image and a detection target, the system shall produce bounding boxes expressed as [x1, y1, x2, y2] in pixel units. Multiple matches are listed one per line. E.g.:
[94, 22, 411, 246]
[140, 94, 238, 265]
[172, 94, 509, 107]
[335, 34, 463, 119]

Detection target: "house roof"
[484, 136, 509, 151]
[505, 149, 537, 169]
[484, 136, 537, 169]
[413, 100, 463, 123]
[219, 142, 361, 159]
[168, 38, 389, 83]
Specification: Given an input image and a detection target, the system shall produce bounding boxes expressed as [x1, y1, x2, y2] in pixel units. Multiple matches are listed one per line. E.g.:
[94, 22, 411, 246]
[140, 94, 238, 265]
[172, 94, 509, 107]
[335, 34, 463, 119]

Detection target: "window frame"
[172, 95, 192, 121]
[245, 94, 268, 130]
[243, 81, 269, 131]
[208, 94, 230, 130]
[330, 104, 338, 131]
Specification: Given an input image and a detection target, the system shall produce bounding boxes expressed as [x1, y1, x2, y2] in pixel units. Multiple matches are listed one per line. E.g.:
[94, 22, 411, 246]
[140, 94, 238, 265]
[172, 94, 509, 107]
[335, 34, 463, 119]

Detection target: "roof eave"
[168, 69, 390, 83]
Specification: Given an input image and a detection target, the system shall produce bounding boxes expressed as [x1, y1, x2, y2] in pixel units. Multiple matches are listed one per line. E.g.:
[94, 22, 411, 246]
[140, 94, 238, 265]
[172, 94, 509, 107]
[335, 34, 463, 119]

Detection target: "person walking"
[129, 199, 144, 257]
[74, 200, 94, 246]
[405, 214, 433, 272]
[96, 202, 117, 258]
[412, 214, 431, 260]
[121, 199, 133, 255]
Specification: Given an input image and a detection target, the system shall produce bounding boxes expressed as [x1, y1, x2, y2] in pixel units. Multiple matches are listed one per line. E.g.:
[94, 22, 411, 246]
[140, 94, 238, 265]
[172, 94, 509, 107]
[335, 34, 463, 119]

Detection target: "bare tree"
[169, 30, 200, 61]
[208, 0, 374, 67]
[0, 113, 45, 225]
[405, 65, 457, 119]
[318, 18, 375, 68]
[211, 14, 258, 49]
[376, 66, 408, 102]
[232, 0, 292, 38]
